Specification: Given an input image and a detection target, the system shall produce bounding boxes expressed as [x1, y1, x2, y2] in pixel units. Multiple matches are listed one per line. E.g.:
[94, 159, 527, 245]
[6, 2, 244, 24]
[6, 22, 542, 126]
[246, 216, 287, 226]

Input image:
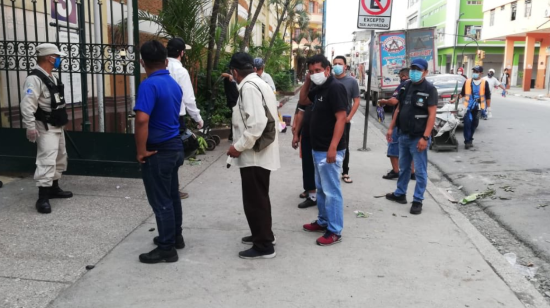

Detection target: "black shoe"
[465, 143, 473, 149]
[382, 170, 399, 180]
[238, 247, 276, 259]
[385, 192, 408, 204]
[411, 173, 416, 181]
[410, 201, 423, 215]
[49, 180, 73, 199]
[36, 187, 52, 214]
[139, 247, 178, 264]
[298, 197, 317, 209]
[153, 234, 185, 249]
[241, 235, 277, 245]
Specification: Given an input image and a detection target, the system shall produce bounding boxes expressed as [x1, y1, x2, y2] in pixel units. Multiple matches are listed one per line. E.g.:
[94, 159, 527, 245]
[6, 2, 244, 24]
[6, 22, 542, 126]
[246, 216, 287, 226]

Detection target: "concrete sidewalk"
[507, 87, 550, 100]
[1, 96, 548, 308]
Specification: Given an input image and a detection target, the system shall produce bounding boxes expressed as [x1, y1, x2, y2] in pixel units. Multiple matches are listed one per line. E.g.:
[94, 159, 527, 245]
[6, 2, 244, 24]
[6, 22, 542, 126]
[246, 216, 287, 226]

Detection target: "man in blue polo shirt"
[134, 40, 184, 264]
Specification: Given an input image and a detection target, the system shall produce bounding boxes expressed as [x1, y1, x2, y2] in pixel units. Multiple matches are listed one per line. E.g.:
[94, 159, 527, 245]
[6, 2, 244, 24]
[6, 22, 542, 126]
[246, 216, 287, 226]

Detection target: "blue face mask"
[410, 69, 423, 83]
[472, 73, 480, 79]
[53, 57, 61, 69]
[333, 64, 344, 75]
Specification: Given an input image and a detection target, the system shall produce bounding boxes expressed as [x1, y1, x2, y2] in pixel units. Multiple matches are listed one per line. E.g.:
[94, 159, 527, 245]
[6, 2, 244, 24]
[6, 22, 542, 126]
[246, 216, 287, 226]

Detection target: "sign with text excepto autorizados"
[357, 0, 393, 30]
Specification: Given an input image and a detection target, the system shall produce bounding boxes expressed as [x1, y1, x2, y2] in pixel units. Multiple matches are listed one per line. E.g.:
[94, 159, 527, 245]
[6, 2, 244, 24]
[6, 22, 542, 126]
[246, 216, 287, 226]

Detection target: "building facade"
[481, 0, 550, 91]
[407, 0, 526, 81]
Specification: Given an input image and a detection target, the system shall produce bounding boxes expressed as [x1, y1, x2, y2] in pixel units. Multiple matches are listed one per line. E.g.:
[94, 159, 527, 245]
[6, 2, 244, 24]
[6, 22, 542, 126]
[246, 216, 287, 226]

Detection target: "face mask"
[488, 73, 494, 78]
[410, 70, 423, 83]
[333, 65, 344, 75]
[310, 71, 328, 85]
[472, 73, 480, 79]
[53, 57, 61, 69]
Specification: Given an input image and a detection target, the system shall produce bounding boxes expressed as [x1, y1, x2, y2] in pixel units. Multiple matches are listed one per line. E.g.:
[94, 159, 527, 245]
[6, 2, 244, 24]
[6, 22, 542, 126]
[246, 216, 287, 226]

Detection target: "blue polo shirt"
[134, 69, 183, 151]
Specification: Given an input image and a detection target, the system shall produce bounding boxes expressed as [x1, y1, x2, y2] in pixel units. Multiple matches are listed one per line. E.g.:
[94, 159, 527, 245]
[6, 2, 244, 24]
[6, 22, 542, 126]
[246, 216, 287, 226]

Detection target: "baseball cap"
[229, 52, 254, 70]
[36, 43, 66, 57]
[167, 37, 191, 52]
[253, 58, 265, 69]
[410, 58, 428, 71]
[472, 65, 483, 73]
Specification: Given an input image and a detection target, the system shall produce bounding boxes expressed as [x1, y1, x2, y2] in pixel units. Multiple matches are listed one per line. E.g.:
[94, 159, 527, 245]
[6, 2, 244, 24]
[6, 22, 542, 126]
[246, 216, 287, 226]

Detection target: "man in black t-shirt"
[385, 58, 437, 215]
[299, 54, 348, 246]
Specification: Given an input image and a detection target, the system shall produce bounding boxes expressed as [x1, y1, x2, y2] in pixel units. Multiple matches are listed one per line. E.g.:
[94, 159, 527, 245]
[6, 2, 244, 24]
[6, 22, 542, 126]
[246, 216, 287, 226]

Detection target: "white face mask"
[310, 71, 328, 85]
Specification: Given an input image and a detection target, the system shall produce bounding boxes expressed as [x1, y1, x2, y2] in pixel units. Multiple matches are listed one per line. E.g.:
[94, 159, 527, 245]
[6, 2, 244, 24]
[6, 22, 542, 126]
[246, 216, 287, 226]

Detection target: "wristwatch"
[422, 135, 429, 141]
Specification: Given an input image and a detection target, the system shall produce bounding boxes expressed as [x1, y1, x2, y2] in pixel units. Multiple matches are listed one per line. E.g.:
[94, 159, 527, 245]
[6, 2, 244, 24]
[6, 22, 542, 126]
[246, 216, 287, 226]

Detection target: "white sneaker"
[488, 111, 493, 118]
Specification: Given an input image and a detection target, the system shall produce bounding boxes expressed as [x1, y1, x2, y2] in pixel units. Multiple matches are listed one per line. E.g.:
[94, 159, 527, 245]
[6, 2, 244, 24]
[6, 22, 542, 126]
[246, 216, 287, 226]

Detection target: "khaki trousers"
[34, 123, 68, 187]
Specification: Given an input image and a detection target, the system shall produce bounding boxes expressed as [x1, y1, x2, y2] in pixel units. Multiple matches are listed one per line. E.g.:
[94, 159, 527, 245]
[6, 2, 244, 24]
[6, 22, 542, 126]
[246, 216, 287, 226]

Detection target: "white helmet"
[488, 68, 495, 73]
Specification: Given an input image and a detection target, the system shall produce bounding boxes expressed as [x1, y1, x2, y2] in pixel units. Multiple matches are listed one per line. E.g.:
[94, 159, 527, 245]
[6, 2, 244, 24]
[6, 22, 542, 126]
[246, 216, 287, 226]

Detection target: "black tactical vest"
[29, 69, 68, 129]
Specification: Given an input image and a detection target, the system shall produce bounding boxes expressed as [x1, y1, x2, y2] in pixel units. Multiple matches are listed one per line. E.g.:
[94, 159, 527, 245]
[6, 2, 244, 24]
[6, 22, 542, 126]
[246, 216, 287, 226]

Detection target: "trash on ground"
[116, 185, 120, 189]
[85, 265, 95, 270]
[460, 194, 478, 205]
[503, 252, 537, 278]
[477, 188, 496, 198]
[149, 228, 155, 232]
[373, 195, 385, 198]
[125, 196, 131, 199]
[392, 213, 397, 217]
[500, 185, 515, 192]
[439, 188, 458, 203]
[457, 186, 463, 189]
[500, 197, 511, 200]
[187, 158, 202, 166]
[353, 210, 370, 218]
[537, 204, 548, 209]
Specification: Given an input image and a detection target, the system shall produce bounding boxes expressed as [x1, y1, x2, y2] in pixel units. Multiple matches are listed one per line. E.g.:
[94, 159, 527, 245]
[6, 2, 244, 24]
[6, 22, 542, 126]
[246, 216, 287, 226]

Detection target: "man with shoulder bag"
[226, 52, 280, 259]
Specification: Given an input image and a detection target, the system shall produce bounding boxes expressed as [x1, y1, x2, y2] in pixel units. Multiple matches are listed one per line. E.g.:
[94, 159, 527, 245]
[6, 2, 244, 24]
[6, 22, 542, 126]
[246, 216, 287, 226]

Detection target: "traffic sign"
[357, 0, 393, 30]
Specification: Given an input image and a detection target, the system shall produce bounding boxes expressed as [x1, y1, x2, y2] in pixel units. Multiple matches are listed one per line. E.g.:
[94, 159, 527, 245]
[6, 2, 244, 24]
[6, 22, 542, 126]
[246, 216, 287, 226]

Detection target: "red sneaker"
[316, 232, 342, 246]
[303, 220, 327, 233]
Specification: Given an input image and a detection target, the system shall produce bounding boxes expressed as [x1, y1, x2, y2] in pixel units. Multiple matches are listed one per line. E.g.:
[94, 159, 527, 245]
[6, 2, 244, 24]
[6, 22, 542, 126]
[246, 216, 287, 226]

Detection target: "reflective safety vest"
[463, 78, 486, 110]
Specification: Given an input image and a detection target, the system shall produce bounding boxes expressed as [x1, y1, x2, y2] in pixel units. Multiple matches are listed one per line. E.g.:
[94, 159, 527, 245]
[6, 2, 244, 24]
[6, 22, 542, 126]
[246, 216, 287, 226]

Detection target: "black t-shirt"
[307, 76, 348, 151]
[397, 79, 438, 136]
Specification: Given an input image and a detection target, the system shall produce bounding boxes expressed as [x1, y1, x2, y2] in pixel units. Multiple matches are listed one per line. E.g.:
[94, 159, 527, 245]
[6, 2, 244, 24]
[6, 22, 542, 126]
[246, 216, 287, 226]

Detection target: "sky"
[324, 0, 406, 58]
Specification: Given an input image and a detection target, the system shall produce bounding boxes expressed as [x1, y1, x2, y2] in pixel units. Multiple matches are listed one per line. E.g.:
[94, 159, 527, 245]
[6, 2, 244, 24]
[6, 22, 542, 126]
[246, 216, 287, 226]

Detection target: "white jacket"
[167, 58, 203, 122]
[232, 73, 280, 171]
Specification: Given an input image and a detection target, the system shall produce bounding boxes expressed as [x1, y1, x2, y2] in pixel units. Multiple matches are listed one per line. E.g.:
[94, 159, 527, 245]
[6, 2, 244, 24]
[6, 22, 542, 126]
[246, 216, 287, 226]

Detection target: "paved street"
[364, 93, 550, 264]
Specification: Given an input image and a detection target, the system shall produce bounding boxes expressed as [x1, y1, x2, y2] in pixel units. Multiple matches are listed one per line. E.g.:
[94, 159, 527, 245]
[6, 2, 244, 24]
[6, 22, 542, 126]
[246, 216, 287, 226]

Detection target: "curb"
[367, 117, 550, 308]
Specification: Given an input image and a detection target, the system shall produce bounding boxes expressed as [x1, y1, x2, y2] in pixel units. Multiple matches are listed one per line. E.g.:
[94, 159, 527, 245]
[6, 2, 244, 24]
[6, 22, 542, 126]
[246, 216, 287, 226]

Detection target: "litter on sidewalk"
[354, 210, 371, 218]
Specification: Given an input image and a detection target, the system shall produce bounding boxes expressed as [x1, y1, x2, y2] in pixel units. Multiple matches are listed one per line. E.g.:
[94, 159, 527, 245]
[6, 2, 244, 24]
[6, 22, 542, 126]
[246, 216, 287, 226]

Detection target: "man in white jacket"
[227, 52, 280, 259]
[167, 38, 204, 199]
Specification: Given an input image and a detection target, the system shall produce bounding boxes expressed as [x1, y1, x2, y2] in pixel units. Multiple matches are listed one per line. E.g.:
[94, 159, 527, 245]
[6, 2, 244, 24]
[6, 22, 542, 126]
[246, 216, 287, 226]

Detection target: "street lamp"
[451, 12, 465, 73]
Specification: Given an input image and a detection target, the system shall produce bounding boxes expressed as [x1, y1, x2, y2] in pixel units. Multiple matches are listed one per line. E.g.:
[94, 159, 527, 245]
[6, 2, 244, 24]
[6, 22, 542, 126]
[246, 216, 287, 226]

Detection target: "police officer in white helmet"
[20, 43, 73, 214]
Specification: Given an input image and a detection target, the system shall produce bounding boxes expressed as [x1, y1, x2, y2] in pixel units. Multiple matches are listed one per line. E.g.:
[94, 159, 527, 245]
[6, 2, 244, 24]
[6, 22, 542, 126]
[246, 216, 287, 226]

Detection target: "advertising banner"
[379, 32, 406, 88]
[407, 29, 436, 74]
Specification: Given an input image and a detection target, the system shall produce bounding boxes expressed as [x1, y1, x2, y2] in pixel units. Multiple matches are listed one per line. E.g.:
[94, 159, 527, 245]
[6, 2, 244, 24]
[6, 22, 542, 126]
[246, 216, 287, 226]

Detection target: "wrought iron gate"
[0, 0, 142, 178]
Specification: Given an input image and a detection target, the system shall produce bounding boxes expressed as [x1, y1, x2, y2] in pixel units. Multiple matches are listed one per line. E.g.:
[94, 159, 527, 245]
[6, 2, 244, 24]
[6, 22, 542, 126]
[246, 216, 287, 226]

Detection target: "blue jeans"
[395, 135, 429, 203]
[463, 109, 479, 144]
[312, 149, 345, 235]
[141, 150, 184, 250]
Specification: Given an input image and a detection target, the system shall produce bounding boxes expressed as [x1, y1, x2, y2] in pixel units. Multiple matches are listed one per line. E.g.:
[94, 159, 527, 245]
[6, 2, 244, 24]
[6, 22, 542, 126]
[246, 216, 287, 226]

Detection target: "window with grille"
[525, 0, 532, 17]
[511, 2, 517, 20]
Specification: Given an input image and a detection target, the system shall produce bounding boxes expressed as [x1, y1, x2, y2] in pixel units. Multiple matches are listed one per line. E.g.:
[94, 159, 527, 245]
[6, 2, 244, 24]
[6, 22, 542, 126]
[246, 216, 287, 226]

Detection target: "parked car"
[426, 74, 466, 108]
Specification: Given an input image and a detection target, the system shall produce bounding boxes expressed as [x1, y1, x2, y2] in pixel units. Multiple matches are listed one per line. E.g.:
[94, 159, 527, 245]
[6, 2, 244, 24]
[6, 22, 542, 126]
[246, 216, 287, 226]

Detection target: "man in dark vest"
[385, 58, 437, 215]
[21, 43, 73, 214]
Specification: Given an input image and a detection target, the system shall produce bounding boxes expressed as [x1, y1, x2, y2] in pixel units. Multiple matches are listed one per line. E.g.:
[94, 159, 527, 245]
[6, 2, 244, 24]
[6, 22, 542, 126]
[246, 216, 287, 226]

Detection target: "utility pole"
[451, 12, 465, 73]
[359, 30, 374, 152]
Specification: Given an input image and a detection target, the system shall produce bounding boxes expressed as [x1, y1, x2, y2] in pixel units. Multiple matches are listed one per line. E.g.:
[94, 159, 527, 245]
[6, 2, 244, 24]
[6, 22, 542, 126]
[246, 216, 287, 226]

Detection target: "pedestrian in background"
[385, 59, 437, 215]
[134, 40, 184, 264]
[300, 54, 347, 246]
[227, 52, 280, 259]
[451, 66, 491, 149]
[378, 68, 416, 181]
[253, 58, 276, 92]
[292, 101, 317, 209]
[501, 68, 510, 89]
[20, 43, 73, 214]
[483, 68, 506, 119]
[333, 56, 361, 184]
[166, 37, 204, 200]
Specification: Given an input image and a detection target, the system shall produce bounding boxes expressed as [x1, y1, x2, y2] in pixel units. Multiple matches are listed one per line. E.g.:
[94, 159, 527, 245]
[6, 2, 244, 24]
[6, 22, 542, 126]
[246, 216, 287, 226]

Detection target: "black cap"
[472, 65, 483, 73]
[167, 37, 191, 52]
[229, 52, 254, 70]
